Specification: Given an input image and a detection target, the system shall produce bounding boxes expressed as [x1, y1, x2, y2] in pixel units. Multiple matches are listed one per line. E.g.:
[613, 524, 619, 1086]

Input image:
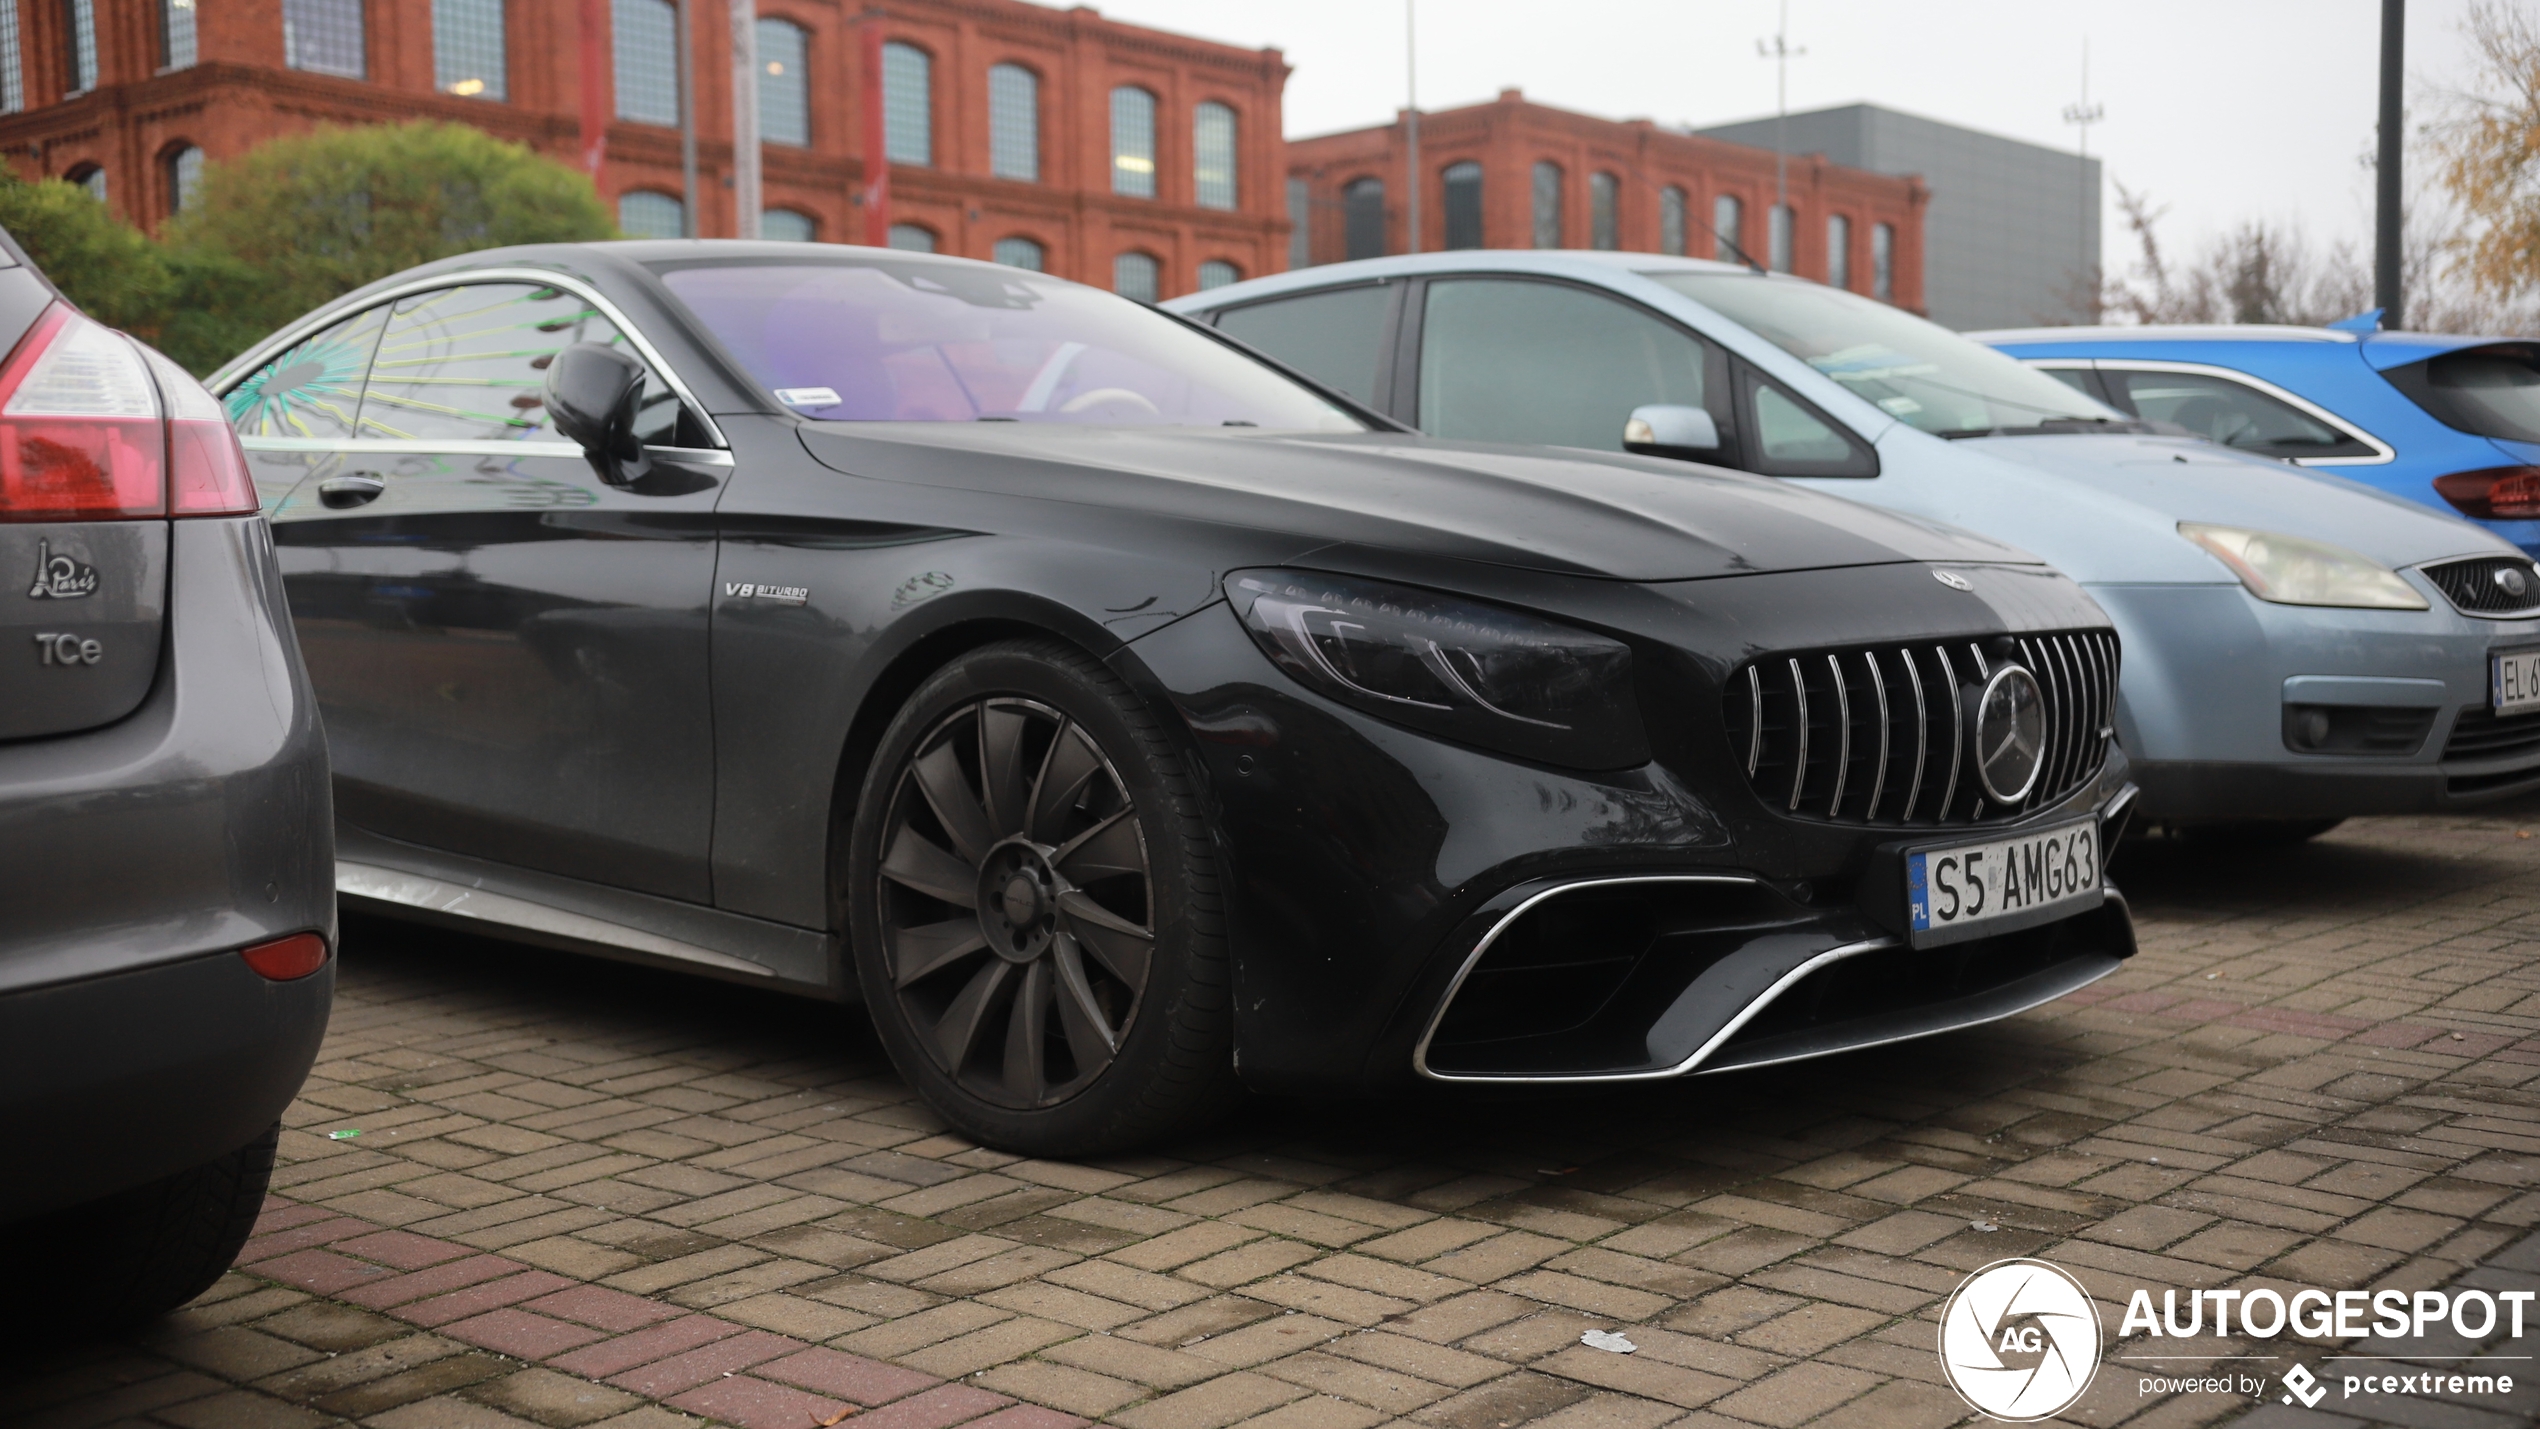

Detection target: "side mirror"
[544, 342, 652, 487]
[1622, 404, 1721, 460]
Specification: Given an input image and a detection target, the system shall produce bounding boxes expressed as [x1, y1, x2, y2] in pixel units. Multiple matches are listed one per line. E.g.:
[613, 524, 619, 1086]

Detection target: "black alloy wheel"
[849, 640, 1234, 1153]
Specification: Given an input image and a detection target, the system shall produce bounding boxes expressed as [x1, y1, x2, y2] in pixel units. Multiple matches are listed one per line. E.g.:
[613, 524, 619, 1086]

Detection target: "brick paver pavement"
[13, 805, 2540, 1429]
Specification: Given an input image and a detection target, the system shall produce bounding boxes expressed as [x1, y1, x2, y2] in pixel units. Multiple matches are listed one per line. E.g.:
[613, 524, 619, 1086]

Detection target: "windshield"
[658, 260, 1362, 431]
[1647, 273, 2124, 436]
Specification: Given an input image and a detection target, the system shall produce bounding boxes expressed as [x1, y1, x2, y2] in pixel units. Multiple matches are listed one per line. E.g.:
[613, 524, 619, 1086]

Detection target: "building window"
[612, 0, 676, 125]
[64, 0, 95, 91]
[166, 144, 202, 212]
[1194, 101, 1236, 210]
[1442, 161, 1482, 250]
[1872, 222, 1895, 300]
[1114, 252, 1159, 302]
[1659, 186, 1686, 257]
[1713, 194, 1742, 262]
[433, 0, 503, 98]
[1344, 176, 1384, 261]
[994, 236, 1044, 271]
[283, 0, 365, 79]
[887, 223, 934, 252]
[1198, 260, 1238, 290]
[1530, 161, 1562, 248]
[0, 0, 21, 113]
[68, 164, 102, 201]
[756, 19, 806, 146]
[1287, 175, 1309, 268]
[1110, 86, 1155, 198]
[618, 190, 683, 238]
[882, 42, 930, 167]
[1827, 214, 1851, 289]
[1589, 171, 1618, 250]
[162, 0, 196, 70]
[764, 209, 815, 242]
[988, 63, 1037, 182]
[1769, 203, 1793, 272]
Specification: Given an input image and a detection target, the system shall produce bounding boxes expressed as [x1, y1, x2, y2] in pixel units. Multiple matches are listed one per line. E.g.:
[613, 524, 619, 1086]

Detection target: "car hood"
[797, 424, 2042, 581]
[1933, 433, 2514, 581]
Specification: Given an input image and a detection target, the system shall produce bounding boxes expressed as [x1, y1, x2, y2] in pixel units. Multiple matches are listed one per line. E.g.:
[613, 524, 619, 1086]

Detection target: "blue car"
[1976, 317, 2540, 558]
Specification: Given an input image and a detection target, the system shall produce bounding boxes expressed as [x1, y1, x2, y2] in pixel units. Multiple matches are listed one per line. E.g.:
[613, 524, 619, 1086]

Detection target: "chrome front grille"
[1722, 631, 2119, 826]
[2422, 556, 2540, 617]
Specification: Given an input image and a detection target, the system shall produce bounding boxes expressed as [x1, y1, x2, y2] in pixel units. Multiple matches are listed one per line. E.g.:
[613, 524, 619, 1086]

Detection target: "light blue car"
[1168, 253, 2540, 836]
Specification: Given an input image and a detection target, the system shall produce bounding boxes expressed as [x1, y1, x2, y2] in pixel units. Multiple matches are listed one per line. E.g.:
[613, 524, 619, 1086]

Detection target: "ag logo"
[1938, 1258, 2101, 1422]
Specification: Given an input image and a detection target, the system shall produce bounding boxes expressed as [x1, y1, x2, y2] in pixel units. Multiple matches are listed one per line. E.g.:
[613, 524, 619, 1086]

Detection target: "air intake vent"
[2445, 706, 2540, 763]
[2422, 556, 2540, 616]
[1722, 631, 2119, 826]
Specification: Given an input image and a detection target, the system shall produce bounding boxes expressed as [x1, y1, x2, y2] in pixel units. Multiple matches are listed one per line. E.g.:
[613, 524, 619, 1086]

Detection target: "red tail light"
[141, 344, 256, 515]
[239, 932, 330, 981]
[2435, 466, 2540, 521]
[0, 305, 164, 521]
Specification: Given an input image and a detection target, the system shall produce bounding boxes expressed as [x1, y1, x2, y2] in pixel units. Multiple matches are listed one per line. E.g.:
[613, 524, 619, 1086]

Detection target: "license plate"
[1906, 817, 2102, 947]
[2494, 650, 2540, 716]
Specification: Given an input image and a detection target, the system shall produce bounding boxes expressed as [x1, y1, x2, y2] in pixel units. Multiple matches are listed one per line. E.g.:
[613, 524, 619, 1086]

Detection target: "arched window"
[612, 0, 676, 124]
[1114, 252, 1160, 303]
[763, 209, 816, 242]
[1442, 161, 1482, 250]
[989, 63, 1038, 182]
[1194, 101, 1236, 210]
[67, 164, 103, 202]
[1530, 161, 1562, 248]
[1769, 203, 1793, 272]
[758, 19, 808, 147]
[1344, 177, 1385, 261]
[1197, 260, 1239, 290]
[1111, 86, 1156, 198]
[1659, 186, 1687, 257]
[1827, 214, 1851, 289]
[434, 0, 504, 98]
[886, 223, 935, 252]
[882, 42, 931, 167]
[161, 0, 196, 69]
[65, 0, 98, 90]
[1873, 222, 1895, 300]
[283, 0, 363, 79]
[994, 236, 1045, 271]
[618, 190, 683, 239]
[166, 144, 203, 212]
[1713, 194, 1742, 262]
[1589, 171, 1618, 250]
[1287, 176, 1310, 268]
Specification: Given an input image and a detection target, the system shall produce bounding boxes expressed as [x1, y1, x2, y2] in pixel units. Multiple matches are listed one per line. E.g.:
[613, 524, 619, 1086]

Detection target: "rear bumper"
[0, 948, 332, 1222]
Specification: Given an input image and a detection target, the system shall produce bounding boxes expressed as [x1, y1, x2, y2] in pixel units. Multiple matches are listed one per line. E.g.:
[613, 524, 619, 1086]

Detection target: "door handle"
[317, 473, 386, 509]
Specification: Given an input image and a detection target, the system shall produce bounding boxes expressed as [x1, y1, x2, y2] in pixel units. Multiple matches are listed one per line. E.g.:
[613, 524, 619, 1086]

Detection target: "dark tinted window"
[2097, 367, 2372, 460]
[360, 283, 682, 445]
[2386, 347, 2540, 444]
[1443, 162, 1483, 250]
[1417, 278, 1716, 451]
[1345, 178, 1386, 261]
[1214, 285, 1390, 407]
[2038, 366, 2104, 400]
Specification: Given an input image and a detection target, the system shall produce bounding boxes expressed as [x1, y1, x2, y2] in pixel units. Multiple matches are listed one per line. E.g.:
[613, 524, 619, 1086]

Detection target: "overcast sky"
[1087, 0, 2492, 272]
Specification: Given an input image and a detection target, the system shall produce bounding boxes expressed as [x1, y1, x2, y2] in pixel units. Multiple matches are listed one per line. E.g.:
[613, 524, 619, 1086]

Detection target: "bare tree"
[2429, 1, 2540, 300]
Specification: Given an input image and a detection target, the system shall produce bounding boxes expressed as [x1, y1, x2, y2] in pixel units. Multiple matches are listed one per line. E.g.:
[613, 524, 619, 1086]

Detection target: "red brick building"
[1287, 90, 1928, 312]
[0, 0, 1293, 298]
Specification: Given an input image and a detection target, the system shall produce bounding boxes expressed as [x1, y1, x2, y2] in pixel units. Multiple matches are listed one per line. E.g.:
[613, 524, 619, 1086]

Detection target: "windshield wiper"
[1937, 416, 2154, 439]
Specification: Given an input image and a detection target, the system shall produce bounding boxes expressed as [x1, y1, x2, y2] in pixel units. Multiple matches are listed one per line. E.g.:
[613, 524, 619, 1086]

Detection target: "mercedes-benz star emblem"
[2498, 565, 2532, 599]
[1937, 1258, 2101, 1422]
[1933, 570, 1975, 591]
[1974, 665, 2047, 803]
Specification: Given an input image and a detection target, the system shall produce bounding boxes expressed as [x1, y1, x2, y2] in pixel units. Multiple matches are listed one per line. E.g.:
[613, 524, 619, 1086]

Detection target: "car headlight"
[1227, 570, 1650, 769]
[2178, 523, 2429, 610]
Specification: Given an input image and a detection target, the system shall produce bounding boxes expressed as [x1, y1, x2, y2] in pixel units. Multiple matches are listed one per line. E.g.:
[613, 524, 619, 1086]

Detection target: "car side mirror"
[1623, 404, 1721, 460]
[544, 342, 653, 487]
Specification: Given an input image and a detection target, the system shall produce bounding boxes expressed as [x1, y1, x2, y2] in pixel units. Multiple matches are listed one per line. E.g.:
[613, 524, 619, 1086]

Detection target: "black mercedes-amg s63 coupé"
[215, 242, 2137, 1154]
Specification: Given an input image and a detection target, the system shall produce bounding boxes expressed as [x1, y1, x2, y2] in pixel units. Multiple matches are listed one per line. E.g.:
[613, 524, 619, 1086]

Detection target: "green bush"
[0, 172, 174, 336]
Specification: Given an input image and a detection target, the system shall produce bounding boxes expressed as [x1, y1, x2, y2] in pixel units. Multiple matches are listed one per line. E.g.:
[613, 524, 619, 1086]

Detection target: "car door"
[234, 277, 728, 903]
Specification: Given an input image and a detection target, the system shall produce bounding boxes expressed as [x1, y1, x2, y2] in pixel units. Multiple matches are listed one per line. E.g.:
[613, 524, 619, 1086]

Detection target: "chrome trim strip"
[336, 860, 775, 977]
[1826, 653, 1851, 817]
[1695, 951, 2122, 1076]
[1901, 647, 1929, 822]
[1937, 646, 1964, 823]
[1409, 874, 1762, 1082]
[211, 266, 730, 450]
[1744, 665, 1762, 777]
[1865, 651, 1891, 821]
[243, 437, 585, 457]
[1787, 657, 1809, 812]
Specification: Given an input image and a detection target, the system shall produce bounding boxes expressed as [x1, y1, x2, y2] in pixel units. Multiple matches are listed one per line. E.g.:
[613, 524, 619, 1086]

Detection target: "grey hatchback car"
[0, 231, 334, 1327]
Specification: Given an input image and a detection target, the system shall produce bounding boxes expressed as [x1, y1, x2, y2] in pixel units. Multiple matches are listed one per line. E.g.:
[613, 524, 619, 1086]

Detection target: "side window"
[2099, 367, 2374, 460]
[1416, 277, 1721, 452]
[2037, 366, 2110, 403]
[223, 302, 393, 440]
[359, 283, 687, 446]
[1214, 285, 1391, 407]
[1737, 365, 1878, 477]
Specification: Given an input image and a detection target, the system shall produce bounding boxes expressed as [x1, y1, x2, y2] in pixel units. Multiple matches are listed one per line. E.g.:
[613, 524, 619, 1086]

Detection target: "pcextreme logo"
[1938, 1259, 2103, 1421]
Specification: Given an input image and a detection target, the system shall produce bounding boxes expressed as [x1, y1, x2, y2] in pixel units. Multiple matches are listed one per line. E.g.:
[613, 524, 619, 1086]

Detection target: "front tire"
[847, 640, 1236, 1155]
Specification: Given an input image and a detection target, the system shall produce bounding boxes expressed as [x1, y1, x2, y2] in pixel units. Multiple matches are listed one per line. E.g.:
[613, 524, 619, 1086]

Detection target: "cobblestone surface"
[13, 806, 2540, 1429]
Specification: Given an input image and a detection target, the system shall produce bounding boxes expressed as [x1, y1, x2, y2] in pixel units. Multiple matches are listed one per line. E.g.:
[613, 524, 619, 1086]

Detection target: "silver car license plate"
[2494, 650, 2540, 717]
[1907, 816, 2102, 947]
